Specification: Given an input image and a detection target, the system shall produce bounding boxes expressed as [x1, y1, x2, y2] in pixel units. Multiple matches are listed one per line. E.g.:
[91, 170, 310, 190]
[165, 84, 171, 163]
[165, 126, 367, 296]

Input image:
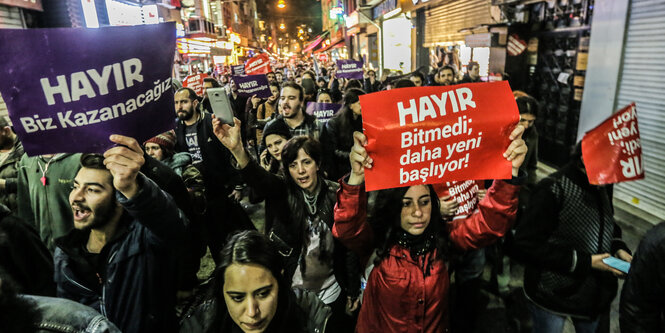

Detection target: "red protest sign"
[581, 103, 644, 185]
[182, 73, 209, 96]
[245, 53, 272, 75]
[432, 180, 485, 219]
[360, 82, 519, 192]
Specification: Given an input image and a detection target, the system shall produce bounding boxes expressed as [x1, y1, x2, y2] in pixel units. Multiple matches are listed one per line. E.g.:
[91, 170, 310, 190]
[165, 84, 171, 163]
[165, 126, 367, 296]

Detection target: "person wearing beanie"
[259, 120, 292, 175]
[321, 88, 365, 181]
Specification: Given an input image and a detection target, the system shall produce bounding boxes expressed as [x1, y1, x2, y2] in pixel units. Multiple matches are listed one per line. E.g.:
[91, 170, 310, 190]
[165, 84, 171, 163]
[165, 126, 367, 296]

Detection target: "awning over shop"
[314, 39, 345, 53]
[303, 31, 330, 53]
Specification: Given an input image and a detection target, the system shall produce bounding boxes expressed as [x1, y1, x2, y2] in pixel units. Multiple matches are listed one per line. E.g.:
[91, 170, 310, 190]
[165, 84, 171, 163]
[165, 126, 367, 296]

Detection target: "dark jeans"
[527, 300, 599, 333]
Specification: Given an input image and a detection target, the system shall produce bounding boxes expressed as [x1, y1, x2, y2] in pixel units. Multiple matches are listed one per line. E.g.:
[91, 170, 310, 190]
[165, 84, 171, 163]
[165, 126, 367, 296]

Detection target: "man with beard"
[53, 135, 186, 333]
[173, 87, 254, 263]
[173, 87, 242, 200]
[433, 65, 456, 86]
[263, 82, 321, 140]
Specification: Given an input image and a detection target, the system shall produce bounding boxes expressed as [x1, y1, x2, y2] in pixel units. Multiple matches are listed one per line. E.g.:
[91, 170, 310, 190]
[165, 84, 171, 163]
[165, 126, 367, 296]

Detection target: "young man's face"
[436, 69, 455, 86]
[70, 167, 119, 231]
[469, 65, 480, 80]
[410, 75, 423, 86]
[279, 87, 303, 119]
[267, 73, 276, 82]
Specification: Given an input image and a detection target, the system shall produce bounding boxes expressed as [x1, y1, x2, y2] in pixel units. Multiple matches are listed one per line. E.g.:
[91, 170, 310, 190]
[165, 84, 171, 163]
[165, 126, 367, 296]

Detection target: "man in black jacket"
[620, 221, 664, 332]
[173, 87, 255, 262]
[512, 146, 632, 333]
[53, 135, 187, 333]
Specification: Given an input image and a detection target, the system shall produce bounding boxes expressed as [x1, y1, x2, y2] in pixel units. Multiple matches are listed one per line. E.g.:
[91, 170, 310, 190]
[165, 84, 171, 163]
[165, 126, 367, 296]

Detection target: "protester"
[258, 120, 292, 176]
[252, 81, 281, 148]
[0, 203, 54, 296]
[410, 71, 426, 87]
[515, 92, 540, 187]
[512, 143, 632, 333]
[144, 130, 207, 292]
[17, 153, 81, 252]
[263, 82, 321, 140]
[173, 87, 255, 262]
[228, 80, 251, 145]
[460, 61, 482, 83]
[321, 88, 365, 181]
[179, 230, 331, 333]
[363, 69, 382, 93]
[316, 89, 333, 104]
[432, 65, 456, 86]
[200, 77, 222, 113]
[54, 136, 187, 333]
[0, 116, 23, 213]
[620, 221, 665, 332]
[332, 125, 527, 332]
[213, 118, 361, 331]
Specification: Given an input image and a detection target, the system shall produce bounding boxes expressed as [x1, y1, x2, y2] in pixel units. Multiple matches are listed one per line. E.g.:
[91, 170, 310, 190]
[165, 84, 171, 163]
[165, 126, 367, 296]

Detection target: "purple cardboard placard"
[0, 23, 177, 156]
[232, 65, 245, 75]
[305, 102, 342, 122]
[336, 59, 364, 80]
[232, 74, 271, 98]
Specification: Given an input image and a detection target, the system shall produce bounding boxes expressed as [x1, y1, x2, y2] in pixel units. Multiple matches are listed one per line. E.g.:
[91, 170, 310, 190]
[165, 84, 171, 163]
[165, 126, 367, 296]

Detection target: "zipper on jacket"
[63, 270, 94, 293]
[99, 249, 118, 317]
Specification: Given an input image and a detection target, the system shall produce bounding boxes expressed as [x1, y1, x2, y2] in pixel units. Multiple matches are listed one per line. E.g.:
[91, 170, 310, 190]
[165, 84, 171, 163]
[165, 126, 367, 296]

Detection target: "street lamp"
[279, 23, 286, 30]
[277, 0, 286, 9]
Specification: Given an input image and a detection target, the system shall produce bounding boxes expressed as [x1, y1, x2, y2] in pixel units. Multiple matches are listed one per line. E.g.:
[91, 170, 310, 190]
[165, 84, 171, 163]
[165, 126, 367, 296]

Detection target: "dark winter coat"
[239, 160, 360, 297]
[0, 204, 54, 296]
[53, 174, 187, 333]
[321, 110, 362, 181]
[174, 112, 242, 198]
[620, 222, 665, 332]
[513, 163, 629, 319]
[0, 136, 23, 212]
[179, 286, 330, 333]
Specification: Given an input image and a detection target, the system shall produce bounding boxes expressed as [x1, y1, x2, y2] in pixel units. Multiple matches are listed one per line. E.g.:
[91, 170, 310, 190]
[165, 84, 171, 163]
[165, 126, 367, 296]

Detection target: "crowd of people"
[0, 58, 661, 333]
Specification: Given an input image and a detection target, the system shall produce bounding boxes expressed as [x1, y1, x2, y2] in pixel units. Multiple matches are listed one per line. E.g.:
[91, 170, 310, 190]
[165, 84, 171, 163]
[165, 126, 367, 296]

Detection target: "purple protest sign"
[0, 23, 176, 156]
[305, 102, 342, 123]
[232, 75, 271, 98]
[336, 60, 364, 79]
[232, 65, 245, 75]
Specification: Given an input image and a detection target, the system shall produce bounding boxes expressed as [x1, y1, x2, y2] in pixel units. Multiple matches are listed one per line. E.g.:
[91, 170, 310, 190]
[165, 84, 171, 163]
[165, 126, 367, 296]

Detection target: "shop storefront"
[420, 0, 494, 79]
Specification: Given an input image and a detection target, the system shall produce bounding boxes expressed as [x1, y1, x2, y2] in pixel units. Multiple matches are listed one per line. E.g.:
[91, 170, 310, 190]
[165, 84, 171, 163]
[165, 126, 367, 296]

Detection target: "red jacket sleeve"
[448, 180, 519, 251]
[332, 180, 374, 266]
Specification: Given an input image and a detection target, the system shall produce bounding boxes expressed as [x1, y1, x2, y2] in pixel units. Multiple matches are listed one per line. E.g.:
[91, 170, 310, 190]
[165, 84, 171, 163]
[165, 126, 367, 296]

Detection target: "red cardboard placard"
[432, 180, 485, 219]
[581, 103, 644, 185]
[245, 53, 272, 75]
[360, 81, 519, 192]
[182, 73, 209, 96]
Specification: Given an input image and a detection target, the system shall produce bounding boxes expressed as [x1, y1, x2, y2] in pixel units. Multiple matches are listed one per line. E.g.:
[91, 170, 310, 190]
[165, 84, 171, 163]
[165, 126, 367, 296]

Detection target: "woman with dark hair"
[333, 127, 528, 332]
[258, 120, 292, 177]
[316, 89, 333, 104]
[321, 88, 365, 181]
[212, 117, 361, 332]
[179, 230, 331, 333]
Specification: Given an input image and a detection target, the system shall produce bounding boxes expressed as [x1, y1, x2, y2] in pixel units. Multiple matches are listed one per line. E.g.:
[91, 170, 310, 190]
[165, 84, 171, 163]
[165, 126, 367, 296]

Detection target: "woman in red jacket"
[332, 127, 527, 333]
